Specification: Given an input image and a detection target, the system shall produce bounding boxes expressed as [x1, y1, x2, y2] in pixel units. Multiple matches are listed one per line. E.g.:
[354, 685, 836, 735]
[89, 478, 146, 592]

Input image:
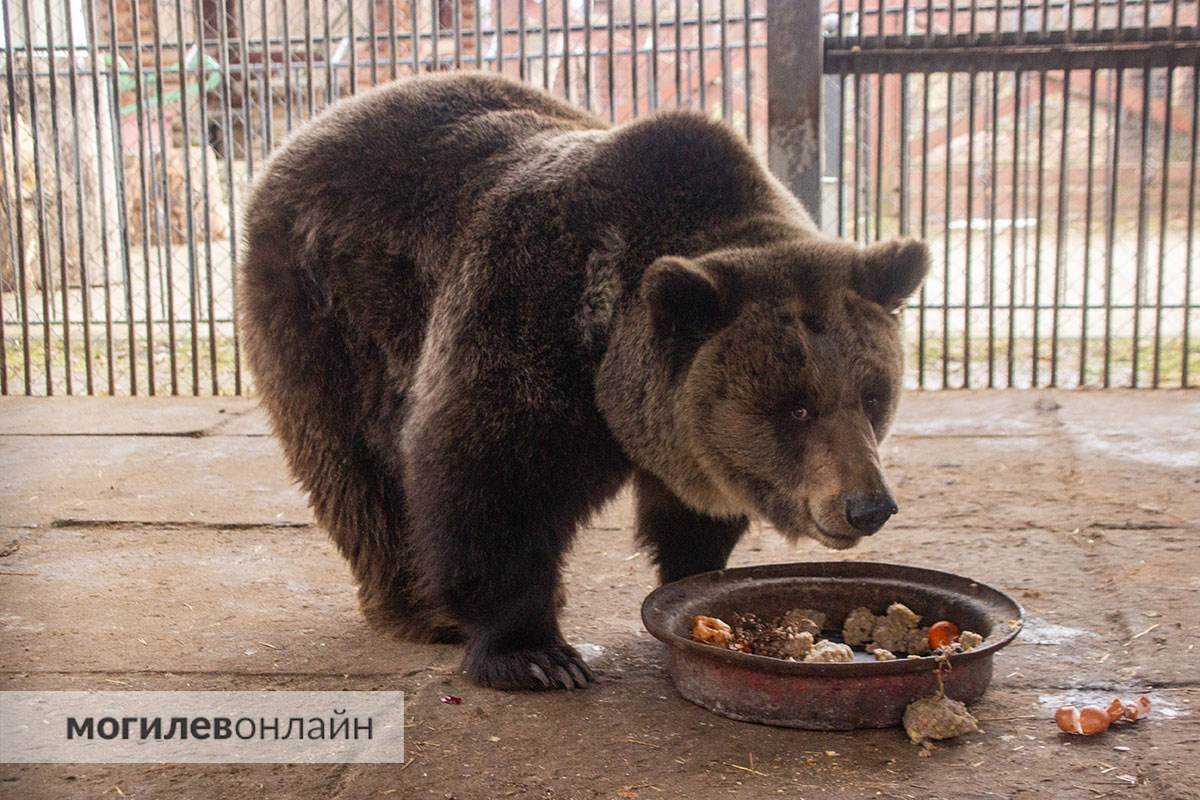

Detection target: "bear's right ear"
[641, 256, 725, 339]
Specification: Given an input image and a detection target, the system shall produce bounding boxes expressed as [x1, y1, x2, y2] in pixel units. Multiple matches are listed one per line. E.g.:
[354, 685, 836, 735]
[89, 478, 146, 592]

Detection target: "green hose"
[108, 50, 223, 116]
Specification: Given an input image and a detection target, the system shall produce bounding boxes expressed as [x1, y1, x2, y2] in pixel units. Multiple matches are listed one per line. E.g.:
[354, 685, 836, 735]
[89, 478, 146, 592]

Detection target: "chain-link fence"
[0, 0, 1196, 395]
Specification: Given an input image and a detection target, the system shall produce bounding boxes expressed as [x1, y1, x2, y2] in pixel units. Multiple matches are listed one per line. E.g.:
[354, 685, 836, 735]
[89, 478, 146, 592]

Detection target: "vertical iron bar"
[900, 73, 910, 240]
[84, 0, 116, 393]
[194, 0, 219, 392]
[1151, 66, 1174, 387]
[719, 0, 728, 122]
[474, 0, 483, 70]
[649, 0, 658, 110]
[630, 0, 639, 115]
[606, 0, 614, 121]
[743, 0, 751, 141]
[1008, 69, 1021, 388]
[918, 68, 930, 388]
[389, 0, 398, 79]
[1080, 66, 1099, 386]
[563, 0, 572, 103]
[874, 73, 883, 241]
[495, 0, 504, 76]
[217, 0, 242, 393]
[541, 0, 549, 90]
[0, 136, 8, 393]
[1052, 69, 1072, 386]
[348, 0, 358, 90]
[837, 68, 846, 238]
[105, 0, 137, 394]
[324, 0, 334, 97]
[431, 0, 441, 72]
[306, 0, 317, 109]
[236, 0, 253, 167]
[368, 0, 379, 84]
[518, 0, 526, 81]
[283, 0, 295, 126]
[1103, 68, 1124, 388]
[1032, 69, 1046, 386]
[452, 0, 461, 71]
[1131, 64, 1152, 386]
[131, 0, 157, 393]
[943, 70, 954, 388]
[988, 70, 999, 386]
[1, 0, 31, 393]
[261, 0, 274, 154]
[1182, 60, 1198, 388]
[698, 0, 706, 112]
[172, 0, 200, 395]
[259, 0, 273, 151]
[964, 68, 976, 387]
[674, 0, 682, 107]
[584, 0, 593, 108]
[42, 0, 72, 393]
[412, 0, 421, 75]
[63, 0, 92, 392]
[855, 73, 861, 240]
[149, 0, 177, 393]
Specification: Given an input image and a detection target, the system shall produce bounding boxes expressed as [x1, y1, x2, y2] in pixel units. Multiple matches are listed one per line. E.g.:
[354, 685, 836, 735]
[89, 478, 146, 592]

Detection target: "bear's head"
[598, 236, 929, 550]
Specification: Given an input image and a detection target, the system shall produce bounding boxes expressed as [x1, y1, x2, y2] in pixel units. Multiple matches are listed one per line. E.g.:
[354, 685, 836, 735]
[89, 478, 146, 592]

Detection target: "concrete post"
[766, 0, 825, 229]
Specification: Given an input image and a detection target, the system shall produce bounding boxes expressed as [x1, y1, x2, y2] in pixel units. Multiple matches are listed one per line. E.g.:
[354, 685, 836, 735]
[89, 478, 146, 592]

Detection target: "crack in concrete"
[49, 518, 314, 531]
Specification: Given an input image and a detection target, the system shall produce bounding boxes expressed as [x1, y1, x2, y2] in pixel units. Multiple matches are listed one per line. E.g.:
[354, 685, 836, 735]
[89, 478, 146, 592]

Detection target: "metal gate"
[0, 0, 1196, 395]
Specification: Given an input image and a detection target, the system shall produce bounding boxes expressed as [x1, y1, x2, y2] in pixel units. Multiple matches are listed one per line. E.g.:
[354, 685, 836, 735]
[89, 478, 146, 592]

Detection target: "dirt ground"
[1, 390, 1198, 800]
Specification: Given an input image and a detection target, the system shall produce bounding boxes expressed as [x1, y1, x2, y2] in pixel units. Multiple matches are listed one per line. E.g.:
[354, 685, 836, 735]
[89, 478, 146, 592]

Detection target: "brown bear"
[239, 72, 928, 691]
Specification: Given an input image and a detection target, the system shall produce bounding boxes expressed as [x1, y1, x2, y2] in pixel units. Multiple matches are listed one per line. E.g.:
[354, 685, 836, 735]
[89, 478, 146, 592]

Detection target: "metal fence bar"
[1184, 51, 1199, 388]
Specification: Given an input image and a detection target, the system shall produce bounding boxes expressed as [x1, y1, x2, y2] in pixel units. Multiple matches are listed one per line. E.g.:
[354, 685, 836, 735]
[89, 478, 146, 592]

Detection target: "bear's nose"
[844, 493, 898, 535]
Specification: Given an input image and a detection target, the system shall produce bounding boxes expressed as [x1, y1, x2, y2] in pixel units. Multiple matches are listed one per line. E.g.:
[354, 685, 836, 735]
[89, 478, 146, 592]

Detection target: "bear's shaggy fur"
[239, 73, 928, 690]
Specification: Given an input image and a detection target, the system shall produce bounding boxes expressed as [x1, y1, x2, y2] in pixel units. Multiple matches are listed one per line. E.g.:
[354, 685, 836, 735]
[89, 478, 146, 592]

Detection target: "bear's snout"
[843, 492, 898, 535]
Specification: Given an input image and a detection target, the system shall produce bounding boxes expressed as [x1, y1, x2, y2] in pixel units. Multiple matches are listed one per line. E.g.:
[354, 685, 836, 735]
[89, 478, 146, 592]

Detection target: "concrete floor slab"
[0, 392, 1196, 800]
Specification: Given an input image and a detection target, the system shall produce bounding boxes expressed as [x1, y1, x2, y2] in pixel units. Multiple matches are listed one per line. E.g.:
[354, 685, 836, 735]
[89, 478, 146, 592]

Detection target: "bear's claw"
[465, 641, 594, 691]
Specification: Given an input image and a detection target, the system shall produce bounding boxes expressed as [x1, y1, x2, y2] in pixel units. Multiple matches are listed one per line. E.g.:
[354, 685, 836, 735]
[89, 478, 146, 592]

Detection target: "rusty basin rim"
[641, 560, 1024, 679]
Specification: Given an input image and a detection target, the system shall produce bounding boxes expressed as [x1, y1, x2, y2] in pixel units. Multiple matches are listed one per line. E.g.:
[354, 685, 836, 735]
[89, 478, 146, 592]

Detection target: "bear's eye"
[791, 407, 811, 423]
[863, 396, 880, 411]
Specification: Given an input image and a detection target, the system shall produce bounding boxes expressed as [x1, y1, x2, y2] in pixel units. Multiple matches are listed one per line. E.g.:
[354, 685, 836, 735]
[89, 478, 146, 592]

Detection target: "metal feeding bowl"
[641, 561, 1023, 730]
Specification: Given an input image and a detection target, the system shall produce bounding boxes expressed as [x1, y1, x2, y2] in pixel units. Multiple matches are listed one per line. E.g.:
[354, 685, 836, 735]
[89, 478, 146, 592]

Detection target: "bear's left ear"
[641, 256, 727, 339]
[854, 238, 930, 311]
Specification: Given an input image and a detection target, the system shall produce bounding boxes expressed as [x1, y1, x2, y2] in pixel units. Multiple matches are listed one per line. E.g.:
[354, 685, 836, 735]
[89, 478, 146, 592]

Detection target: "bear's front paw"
[464, 640, 594, 691]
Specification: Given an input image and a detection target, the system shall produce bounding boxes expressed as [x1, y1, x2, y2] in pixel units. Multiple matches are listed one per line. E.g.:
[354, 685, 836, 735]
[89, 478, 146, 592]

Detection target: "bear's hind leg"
[634, 471, 749, 584]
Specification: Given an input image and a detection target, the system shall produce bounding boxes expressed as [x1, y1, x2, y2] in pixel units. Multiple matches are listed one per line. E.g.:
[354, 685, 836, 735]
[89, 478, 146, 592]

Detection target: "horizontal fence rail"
[0, 0, 1196, 395]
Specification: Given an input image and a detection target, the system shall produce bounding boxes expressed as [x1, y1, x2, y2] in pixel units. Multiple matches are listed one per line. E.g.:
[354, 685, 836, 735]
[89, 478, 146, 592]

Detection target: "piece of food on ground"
[958, 630, 984, 651]
[804, 640, 855, 663]
[870, 646, 897, 661]
[903, 694, 979, 746]
[1056, 705, 1112, 735]
[692, 615, 732, 646]
[842, 606, 877, 646]
[1058, 696, 1151, 734]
